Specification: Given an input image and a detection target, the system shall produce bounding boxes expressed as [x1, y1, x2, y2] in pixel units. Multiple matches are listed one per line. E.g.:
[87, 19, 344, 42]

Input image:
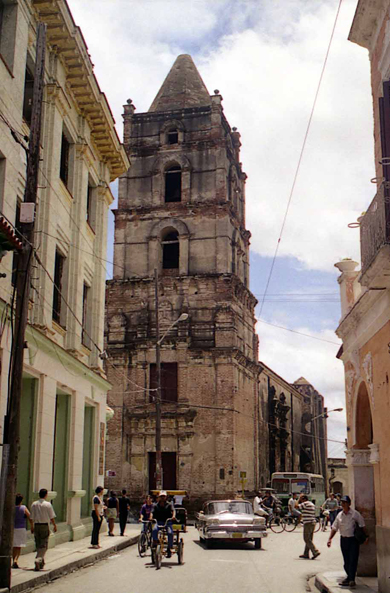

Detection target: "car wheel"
[254, 539, 261, 549]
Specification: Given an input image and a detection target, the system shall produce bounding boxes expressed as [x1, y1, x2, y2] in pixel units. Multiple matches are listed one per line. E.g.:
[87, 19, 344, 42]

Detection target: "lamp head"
[178, 313, 189, 322]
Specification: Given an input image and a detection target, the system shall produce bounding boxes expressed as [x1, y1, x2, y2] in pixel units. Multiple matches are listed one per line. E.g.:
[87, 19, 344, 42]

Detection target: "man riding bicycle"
[150, 491, 176, 558]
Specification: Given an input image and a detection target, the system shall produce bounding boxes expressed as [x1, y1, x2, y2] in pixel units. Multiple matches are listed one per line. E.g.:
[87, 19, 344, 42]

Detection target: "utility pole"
[154, 269, 162, 490]
[0, 23, 46, 589]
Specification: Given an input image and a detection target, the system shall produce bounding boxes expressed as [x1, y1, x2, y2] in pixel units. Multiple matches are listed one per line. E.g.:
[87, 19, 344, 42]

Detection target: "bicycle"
[283, 513, 302, 532]
[138, 520, 152, 557]
[150, 519, 184, 570]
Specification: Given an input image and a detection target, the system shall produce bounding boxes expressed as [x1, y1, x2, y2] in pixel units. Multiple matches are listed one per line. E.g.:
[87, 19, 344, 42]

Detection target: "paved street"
[37, 526, 342, 593]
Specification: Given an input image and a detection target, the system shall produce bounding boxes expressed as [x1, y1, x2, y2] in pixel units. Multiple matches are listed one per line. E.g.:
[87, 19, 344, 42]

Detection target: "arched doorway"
[349, 381, 376, 576]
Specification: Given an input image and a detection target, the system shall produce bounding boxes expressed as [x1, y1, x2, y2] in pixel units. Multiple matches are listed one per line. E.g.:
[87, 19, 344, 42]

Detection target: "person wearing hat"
[150, 491, 176, 558]
[327, 495, 368, 588]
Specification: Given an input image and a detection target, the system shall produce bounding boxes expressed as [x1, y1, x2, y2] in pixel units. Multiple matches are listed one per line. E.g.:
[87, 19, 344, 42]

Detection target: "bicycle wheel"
[155, 544, 162, 569]
[177, 539, 184, 564]
[283, 516, 297, 532]
[269, 516, 285, 533]
[314, 518, 321, 533]
[138, 532, 147, 557]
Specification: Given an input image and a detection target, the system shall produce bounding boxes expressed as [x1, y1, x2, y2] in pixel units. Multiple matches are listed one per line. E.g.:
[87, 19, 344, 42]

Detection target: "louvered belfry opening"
[165, 166, 181, 202]
[162, 230, 179, 269]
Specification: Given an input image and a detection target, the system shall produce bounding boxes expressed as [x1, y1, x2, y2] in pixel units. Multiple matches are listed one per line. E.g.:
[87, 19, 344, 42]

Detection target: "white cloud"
[257, 318, 347, 451]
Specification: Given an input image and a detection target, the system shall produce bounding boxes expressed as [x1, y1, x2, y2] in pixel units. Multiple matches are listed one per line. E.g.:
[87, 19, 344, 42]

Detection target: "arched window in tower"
[162, 230, 179, 269]
[165, 166, 181, 202]
[167, 129, 179, 145]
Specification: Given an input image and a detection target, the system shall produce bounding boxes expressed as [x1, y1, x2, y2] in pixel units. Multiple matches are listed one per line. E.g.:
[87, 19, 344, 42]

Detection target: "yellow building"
[335, 1, 390, 588]
[0, 0, 128, 548]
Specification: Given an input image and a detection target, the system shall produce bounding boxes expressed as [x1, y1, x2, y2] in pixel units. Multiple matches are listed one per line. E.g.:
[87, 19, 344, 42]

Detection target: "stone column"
[346, 448, 377, 576]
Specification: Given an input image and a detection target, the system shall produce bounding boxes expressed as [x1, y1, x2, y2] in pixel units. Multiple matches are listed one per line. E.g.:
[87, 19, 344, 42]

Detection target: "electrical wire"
[256, 319, 341, 345]
[258, 0, 344, 318]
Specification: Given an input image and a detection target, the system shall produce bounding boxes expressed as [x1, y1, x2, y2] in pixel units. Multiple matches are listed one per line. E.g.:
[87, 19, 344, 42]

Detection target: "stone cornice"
[348, 0, 386, 51]
[32, 0, 129, 181]
[335, 288, 387, 347]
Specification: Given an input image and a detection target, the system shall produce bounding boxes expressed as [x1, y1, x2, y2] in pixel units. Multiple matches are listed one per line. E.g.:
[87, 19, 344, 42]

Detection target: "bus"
[270, 472, 326, 515]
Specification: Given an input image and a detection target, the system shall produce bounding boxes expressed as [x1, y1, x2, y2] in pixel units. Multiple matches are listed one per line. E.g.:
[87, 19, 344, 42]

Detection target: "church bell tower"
[105, 55, 260, 501]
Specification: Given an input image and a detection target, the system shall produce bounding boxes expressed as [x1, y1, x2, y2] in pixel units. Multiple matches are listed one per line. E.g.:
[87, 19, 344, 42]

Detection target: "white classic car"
[196, 499, 267, 549]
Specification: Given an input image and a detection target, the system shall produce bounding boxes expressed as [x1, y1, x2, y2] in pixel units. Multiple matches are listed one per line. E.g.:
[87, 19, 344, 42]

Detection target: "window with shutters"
[0, 0, 18, 74]
[149, 362, 178, 403]
[82, 282, 92, 348]
[52, 249, 67, 327]
[86, 180, 97, 231]
[165, 166, 181, 202]
[60, 132, 70, 186]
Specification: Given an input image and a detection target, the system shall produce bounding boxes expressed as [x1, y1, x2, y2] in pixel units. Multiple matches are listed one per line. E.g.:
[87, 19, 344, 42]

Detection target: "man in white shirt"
[288, 493, 301, 519]
[327, 495, 368, 588]
[30, 489, 57, 571]
[253, 492, 269, 517]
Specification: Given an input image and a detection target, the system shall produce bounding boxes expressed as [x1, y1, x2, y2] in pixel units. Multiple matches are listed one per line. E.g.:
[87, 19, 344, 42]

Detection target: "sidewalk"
[1, 524, 139, 593]
[315, 571, 378, 593]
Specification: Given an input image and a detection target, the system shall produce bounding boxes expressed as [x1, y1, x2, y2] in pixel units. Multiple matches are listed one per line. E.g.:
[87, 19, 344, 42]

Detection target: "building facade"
[328, 457, 349, 496]
[0, 0, 128, 548]
[334, 0, 390, 586]
[293, 377, 328, 481]
[105, 55, 261, 503]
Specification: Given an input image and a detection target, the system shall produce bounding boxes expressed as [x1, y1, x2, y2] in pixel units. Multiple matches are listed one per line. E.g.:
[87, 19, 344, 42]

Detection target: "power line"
[257, 318, 340, 345]
[258, 0, 344, 318]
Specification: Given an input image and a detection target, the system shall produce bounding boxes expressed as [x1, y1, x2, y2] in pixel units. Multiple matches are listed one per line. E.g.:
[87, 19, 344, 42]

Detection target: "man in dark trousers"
[150, 491, 176, 557]
[119, 489, 131, 536]
[327, 495, 368, 588]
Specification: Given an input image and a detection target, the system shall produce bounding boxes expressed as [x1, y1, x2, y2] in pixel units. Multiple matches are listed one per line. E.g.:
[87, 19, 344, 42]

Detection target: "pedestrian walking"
[30, 488, 57, 571]
[119, 489, 131, 536]
[327, 495, 368, 588]
[106, 490, 119, 536]
[297, 494, 320, 560]
[322, 492, 339, 526]
[12, 493, 33, 568]
[90, 486, 105, 549]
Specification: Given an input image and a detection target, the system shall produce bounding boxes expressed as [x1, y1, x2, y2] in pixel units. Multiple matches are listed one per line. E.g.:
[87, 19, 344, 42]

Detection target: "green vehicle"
[270, 472, 326, 516]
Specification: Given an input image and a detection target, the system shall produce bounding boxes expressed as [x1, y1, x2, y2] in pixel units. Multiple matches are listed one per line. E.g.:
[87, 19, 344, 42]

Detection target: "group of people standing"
[90, 488, 131, 548]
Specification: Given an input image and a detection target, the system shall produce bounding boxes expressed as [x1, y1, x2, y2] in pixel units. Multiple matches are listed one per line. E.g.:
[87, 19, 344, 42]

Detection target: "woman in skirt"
[13, 494, 33, 568]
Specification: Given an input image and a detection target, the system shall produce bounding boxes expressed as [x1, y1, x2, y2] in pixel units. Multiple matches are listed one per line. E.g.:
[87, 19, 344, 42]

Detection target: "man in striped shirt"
[297, 494, 320, 559]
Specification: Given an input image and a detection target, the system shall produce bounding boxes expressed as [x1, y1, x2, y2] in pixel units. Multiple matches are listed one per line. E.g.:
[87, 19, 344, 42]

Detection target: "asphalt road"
[39, 526, 343, 593]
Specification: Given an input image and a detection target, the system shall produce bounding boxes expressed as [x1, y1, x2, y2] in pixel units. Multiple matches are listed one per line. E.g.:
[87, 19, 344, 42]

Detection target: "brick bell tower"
[105, 55, 260, 503]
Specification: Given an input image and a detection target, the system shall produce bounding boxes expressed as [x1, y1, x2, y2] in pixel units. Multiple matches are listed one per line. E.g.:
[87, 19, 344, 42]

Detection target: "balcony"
[360, 184, 390, 287]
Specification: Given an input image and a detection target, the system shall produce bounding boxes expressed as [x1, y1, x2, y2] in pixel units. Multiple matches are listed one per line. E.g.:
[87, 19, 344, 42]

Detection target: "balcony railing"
[360, 184, 390, 276]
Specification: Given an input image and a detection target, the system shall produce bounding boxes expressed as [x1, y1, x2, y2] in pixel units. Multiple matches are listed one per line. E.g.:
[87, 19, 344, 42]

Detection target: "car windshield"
[206, 501, 252, 515]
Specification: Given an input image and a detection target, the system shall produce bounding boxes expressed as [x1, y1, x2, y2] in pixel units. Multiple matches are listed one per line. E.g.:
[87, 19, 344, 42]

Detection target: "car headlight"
[207, 519, 220, 526]
[253, 517, 265, 526]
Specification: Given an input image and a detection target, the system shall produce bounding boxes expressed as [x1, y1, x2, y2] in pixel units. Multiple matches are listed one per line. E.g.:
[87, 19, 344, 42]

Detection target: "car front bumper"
[204, 529, 267, 540]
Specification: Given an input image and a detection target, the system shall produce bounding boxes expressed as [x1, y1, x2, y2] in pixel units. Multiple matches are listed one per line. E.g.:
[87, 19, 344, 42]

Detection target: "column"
[346, 448, 377, 576]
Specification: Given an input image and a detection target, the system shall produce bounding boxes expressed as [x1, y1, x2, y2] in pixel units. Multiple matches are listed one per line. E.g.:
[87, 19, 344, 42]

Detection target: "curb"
[10, 535, 138, 593]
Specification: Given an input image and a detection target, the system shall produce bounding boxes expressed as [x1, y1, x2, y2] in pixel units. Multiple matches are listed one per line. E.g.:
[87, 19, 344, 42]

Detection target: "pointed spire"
[149, 55, 211, 113]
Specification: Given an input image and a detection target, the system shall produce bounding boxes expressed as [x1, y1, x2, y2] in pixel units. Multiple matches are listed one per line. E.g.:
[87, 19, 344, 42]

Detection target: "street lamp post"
[310, 408, 343, 475]
[154, 269, 188, 491]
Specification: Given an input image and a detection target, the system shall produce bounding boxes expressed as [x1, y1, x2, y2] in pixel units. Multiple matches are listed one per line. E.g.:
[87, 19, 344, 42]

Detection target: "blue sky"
[70, 0, 375, 456]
